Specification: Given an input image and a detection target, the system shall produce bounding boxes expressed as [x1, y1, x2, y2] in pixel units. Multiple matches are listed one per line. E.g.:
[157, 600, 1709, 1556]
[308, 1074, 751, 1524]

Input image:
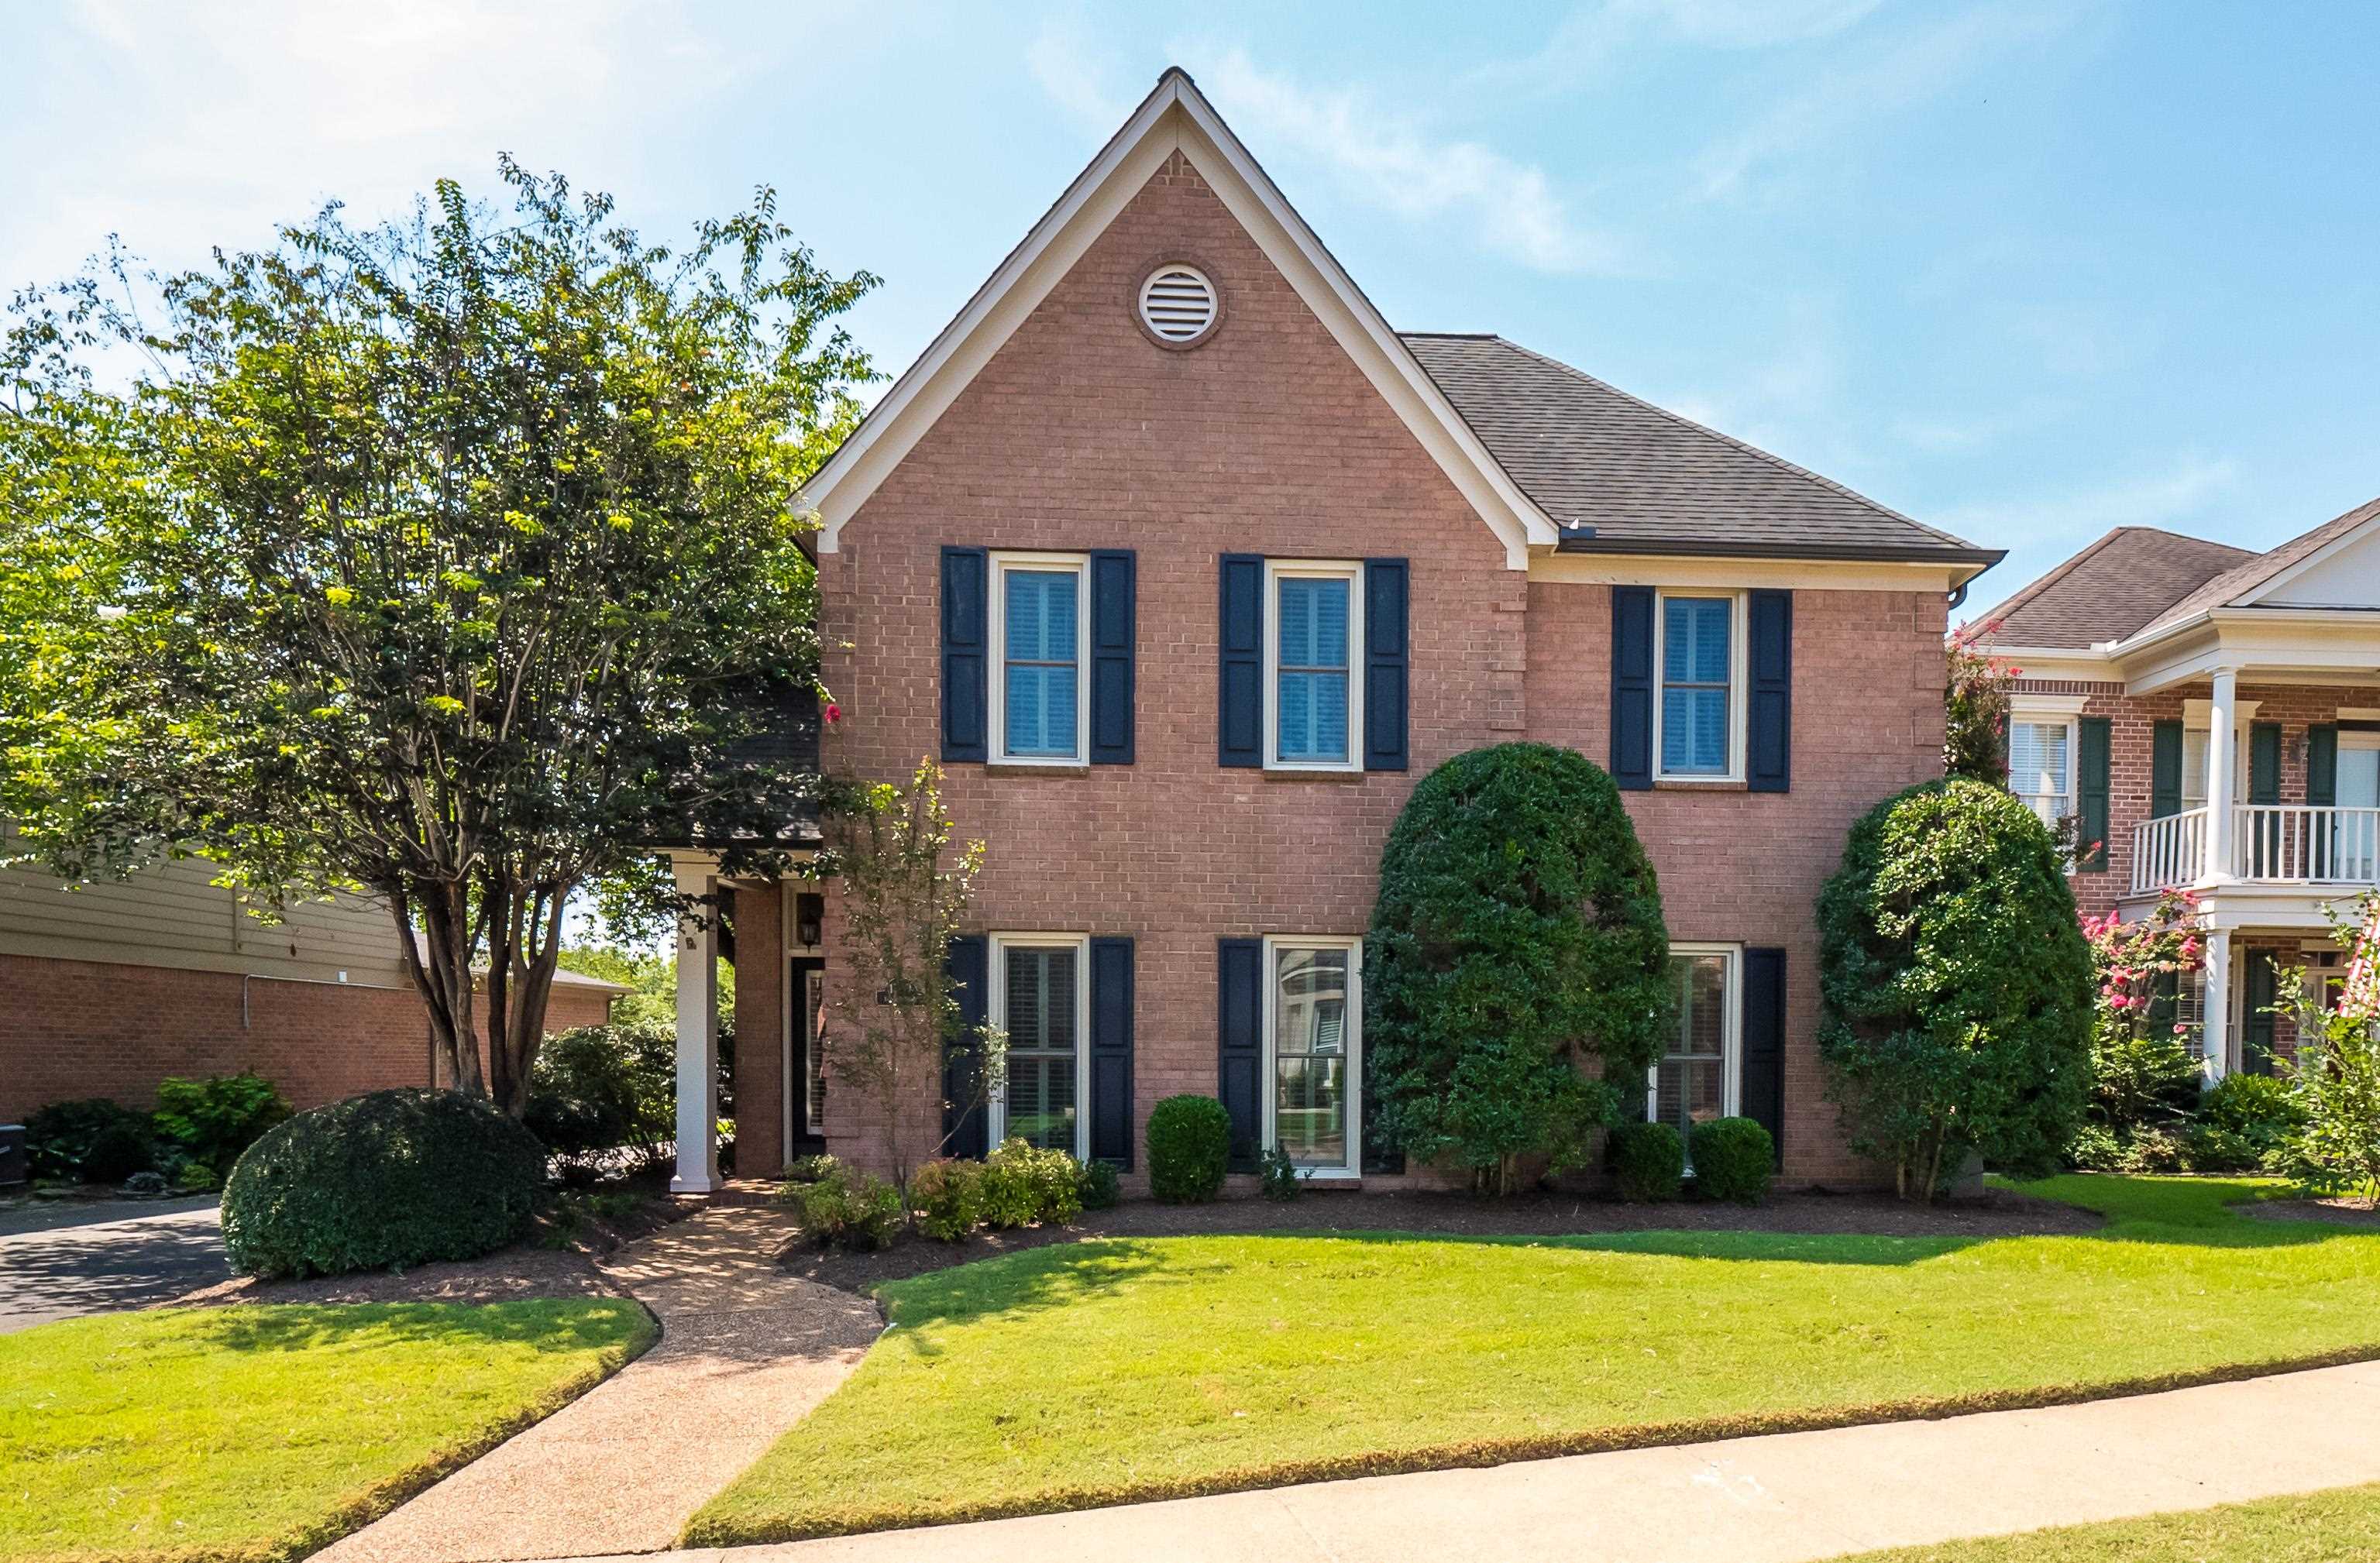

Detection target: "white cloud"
[1470, 0, 1885, 97]
[1938, 455, 2241, 551]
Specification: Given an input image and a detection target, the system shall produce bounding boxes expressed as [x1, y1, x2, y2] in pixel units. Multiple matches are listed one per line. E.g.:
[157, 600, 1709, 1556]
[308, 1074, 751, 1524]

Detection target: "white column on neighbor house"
[2199, 926, 2234, 1084]
[2203, 666, 2241, 883]
[672, 860, 721, 1194]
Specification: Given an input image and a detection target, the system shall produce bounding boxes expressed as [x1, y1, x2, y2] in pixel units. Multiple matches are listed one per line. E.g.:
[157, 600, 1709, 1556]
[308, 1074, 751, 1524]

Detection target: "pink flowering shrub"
[1944, 619, 2015, 785]
[2073, 891, 2208, 1166]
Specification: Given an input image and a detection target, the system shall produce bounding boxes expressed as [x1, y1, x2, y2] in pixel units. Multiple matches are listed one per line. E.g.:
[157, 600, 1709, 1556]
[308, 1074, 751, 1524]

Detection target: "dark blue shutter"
[2151, 720, 2183, 818]
[943, 934, 989, 1157]
[1089, 936, 1135, 1167]
[940, 548, 988, 764]
[1741, 947, 1787, 1167]
[1219, 555, 1263, 768]
[2244, 954, 2279, 1076]
[1363, 558, 1409, 772]
[1217, 938, 1262, 1172]
[1090, 551, 1136, 765]
[2076, 716, 2111, 874]
[1611, 586, 1655, 789]
[1747, 589, 1792, 793]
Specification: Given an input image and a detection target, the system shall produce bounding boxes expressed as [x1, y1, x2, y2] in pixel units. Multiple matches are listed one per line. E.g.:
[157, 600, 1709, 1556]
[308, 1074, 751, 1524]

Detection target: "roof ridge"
[1968, 527, 2138, 634]
[1477, 335, 1979, 551]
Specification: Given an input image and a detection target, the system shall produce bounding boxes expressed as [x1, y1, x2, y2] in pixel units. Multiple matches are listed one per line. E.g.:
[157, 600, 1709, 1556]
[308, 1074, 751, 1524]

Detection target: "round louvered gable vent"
[1137, 265, 1219, 345]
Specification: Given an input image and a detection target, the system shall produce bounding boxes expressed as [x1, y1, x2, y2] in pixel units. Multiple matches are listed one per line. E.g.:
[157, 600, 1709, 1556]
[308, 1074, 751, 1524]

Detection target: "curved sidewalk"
[319, 1205, 880, 1563]
[570, 1359, 2380, 1563]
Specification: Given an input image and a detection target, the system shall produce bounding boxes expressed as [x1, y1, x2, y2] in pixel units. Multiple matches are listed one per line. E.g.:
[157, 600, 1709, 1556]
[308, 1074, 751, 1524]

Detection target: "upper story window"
[1656, 592, 1742, 780]
[2009, 718, 2075, 829]
[990, 553, 1089, 764]
[1265, 560, 1364, 771]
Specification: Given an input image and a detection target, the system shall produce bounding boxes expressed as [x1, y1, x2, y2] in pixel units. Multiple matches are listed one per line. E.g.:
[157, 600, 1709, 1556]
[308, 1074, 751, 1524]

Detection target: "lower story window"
[1651, 945, 1739, 1167]
[1265, 936, 1360, 1176]
[991, 935, 1088, 1157]
[2008, 718, 2074, 830]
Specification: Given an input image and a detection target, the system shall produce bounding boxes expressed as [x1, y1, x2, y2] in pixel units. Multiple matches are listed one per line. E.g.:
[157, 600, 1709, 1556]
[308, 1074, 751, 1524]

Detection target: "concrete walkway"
[564, 1360, 2380, 1563]
[318, 1205, 880, 1563]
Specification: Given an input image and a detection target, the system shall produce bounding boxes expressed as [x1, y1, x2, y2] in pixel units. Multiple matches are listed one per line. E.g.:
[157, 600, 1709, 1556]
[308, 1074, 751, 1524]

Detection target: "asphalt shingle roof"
[1400, 333, 1997, 564]
[2127, 495, 2380, 641]
[1974, 527, 2256, 650]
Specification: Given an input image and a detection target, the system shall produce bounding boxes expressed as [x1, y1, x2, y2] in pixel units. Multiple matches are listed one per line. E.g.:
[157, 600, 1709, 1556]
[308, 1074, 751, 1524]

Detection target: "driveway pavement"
[0, 1197, 227, 1332]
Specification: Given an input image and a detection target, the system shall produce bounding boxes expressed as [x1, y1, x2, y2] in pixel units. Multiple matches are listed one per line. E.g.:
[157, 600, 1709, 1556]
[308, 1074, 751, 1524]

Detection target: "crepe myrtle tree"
[0, 160, 877, 1113]
[1366, 743, 1673, 1194]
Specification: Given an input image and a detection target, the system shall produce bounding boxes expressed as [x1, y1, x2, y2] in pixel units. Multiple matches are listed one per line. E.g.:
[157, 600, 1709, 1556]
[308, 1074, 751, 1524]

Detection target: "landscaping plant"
[980, 1139, 1082, 1228]
[2272, 895, 2380, 1201]
[522, 1020, 676, 1177]
[2189, 1073, 2306, 1173]
[151, 1070, 289, 1177]
[1258, 1143, 1304, 1202]
[22, 1098, 151, 1183]
[909, 1159, 985, 1241]
[1943, 619, 2016, 785]
[790, 1164, 904, 1251]
[1818, 779, 2093, 1201]
[222, 1087, 548, 1278]
[1367, 743, 1673, 1195]
[2071, 891, 2206, 1171]
[1147, 1094, 1232, 1203]
[1608, 1120, 1684, 1201]
[1688, 1116, 1775, 1204]
[1076, 1157, 1121, 1211]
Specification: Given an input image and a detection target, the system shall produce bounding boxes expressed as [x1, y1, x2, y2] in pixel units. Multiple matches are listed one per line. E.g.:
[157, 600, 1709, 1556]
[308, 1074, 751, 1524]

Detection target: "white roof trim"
[799, 70, 1558, 572]
[2236, 507, 2380, 609]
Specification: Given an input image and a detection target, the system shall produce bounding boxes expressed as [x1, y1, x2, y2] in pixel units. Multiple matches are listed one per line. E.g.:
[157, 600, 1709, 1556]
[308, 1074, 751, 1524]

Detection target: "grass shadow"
[191, 1297, 650, 1357]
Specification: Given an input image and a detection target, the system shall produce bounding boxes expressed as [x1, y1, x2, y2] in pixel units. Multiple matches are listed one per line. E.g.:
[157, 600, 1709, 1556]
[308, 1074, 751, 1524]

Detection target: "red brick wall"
[1, 952, 614, 1122]
[813, 152, 1948, 1188]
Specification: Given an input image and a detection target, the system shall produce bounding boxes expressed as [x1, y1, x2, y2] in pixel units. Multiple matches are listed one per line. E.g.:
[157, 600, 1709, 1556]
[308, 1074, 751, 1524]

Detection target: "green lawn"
[688, 1176, 2380, 1544]
[1838, 1482, 2380, 1561]
[0, 1300, 653, 1563]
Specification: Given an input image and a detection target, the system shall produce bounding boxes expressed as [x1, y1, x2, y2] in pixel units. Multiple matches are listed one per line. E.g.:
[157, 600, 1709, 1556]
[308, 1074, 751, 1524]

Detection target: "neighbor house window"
[2008, 719, 2075, 829]
[1650, 946, 1738, 1166]
[1655, 593, 1740, 778]
[990, 554, 1089, 763]
[989, 934, 1089, 1157]
[1264, 936, 1360, 1175]
[1265, 562, 1364, 770]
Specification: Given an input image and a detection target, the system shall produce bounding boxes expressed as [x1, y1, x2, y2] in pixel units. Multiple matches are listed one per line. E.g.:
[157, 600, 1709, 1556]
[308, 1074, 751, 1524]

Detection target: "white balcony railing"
[2131, 805, 2380, 895]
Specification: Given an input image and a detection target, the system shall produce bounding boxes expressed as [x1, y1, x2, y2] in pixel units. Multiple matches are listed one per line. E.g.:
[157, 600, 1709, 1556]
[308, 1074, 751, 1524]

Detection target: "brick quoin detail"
[811, 153, 1950, 1188]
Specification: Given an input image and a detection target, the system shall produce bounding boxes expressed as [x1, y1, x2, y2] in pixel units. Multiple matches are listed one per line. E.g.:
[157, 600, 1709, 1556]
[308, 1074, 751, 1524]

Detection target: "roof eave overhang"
[1556, 531, 2001, 576]
[2111, 607, 2380, 694]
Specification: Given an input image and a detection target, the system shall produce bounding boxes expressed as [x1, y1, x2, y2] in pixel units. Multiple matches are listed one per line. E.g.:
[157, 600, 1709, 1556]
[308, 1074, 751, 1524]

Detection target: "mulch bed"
[779, 1185, 2103, 1295]
[2241, 1196, 2380, 1230]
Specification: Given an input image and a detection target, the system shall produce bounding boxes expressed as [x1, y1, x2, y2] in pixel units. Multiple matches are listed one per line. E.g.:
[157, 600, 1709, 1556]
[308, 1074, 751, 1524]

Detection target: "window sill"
[985, 762, 1092, 778]
[1261, 767, 1369, 783]
[1653, 777, 1747, 792]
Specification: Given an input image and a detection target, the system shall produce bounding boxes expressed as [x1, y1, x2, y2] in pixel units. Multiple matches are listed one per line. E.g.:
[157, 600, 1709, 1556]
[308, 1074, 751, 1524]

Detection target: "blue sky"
[7, 1, 2377, 612]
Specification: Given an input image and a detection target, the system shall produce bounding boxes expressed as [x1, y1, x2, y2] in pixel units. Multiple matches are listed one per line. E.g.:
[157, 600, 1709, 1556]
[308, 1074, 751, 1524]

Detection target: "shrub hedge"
[221, 1087, 547, 1278]
[909, 1159, 984, 1241]
[24, 1098, 152, 1183]
[1689, 1116, 1775, 1204]
[153, 1071, 290, 1177]
[1609, 1121, 1684, 1202]
[793, 1166, 903, 1251]
[1147, 1095, 1231, 1203]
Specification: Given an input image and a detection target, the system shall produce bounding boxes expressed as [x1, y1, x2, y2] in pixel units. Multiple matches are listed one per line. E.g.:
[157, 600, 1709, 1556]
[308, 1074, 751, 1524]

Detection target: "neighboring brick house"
[662, 70, 2000, 1193]
[1974, 496, 2380, 1076]
[1, 854, 622, 1123]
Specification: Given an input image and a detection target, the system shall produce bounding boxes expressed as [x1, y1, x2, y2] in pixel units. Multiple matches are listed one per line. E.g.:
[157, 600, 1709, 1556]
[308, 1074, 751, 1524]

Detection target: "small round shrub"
[784, 1152, 841, 1184]
[793, 1166, 902, 1250]
[910, 1158, 984, 1241]
[1688, 1117, 1775, 1204]
[24, 1098, 152, 1183]
[2066, 1122, 2124, 1171]
[82, 1118, 159, 1183]
[2202, 1073, 2305, 1153]
[173, 1160, 220, 1193]
[1147, 1094, 1231, 1203]
[1077, 1157, 1120, 1211]
[222, 1087, 548, 1279]
[979, 1139, 1082, 1228]
[1609, 1121, 1684, 1202]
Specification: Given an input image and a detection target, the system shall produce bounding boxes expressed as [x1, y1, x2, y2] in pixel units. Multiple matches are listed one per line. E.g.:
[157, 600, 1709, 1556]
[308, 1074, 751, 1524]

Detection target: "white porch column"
[2200, 926, 2234, 1084]
[2203, 666, 2240, 882]
[672, 862, 720, 1194]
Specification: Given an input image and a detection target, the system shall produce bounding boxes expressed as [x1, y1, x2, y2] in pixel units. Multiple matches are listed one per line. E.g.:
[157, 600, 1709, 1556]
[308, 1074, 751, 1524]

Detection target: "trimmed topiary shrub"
[1147, 1094, 1231, 1203]
[153, 1071, 290, 1177]
[222, 1087, 548, 1279]
[1818, 779, 2093, 1201]
[23, 1098, 152, 1183]
[909, 1158, 983, 1241]
[1608, 1121, 1683, 1202]
[1368, 743, 1673, 1194]
[1689, 1116, 1775, 1204]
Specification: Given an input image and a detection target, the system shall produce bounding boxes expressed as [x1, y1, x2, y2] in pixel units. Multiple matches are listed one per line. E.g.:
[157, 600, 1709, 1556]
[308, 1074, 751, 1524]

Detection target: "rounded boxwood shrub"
[1367, 743, 1673, 1195]
[1077, 1156, 1121, 1211]
[1609, 1121, 1683, 1202]
[1147, 1094, 1231, 1203]
[1689, 1116, 1775, 1204]
[222, 1087, 548, 1279]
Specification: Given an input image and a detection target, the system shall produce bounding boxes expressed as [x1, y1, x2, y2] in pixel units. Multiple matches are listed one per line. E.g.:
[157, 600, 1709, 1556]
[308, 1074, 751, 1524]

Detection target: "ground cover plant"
[1835, 1482, 2380, 1562]
[0, 1300, 651, 1563]
[689, 1176, 2380, 1543]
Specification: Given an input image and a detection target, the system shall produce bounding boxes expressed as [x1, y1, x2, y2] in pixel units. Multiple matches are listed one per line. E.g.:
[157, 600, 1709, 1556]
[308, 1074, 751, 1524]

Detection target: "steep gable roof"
[1403, 334, 1998, 568]
[1972, 527, 2254, 650]
[2125, 494, 2380, 641]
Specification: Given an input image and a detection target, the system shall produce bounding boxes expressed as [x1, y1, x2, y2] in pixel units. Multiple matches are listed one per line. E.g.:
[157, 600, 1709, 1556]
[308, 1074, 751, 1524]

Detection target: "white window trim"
[1651, 589, 1749, 782]
[2007, 705, 2081, 831]
[1261, 933, 1363, 1179]
[1648, 942, 1742, 1137]
[987, 551, 1092, 765]
[1263, 558, 1365, 773]
[986, 932, 1092, 1159]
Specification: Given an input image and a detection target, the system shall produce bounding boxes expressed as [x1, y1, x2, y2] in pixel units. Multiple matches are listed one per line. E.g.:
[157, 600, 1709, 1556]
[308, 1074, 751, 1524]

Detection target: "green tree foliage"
[1818, 779, 2094, 1200]
[1367, 743, 1672, 1194]
[2272, 895, 2380, 1198]
[1944, 620, 2015, 785]
[1, 161, 876, 1113]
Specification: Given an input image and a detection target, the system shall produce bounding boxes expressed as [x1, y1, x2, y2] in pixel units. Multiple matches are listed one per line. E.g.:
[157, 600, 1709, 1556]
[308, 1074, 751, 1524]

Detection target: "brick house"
[1, 854, 622, 1124]
[659, 70, 2000, 1193]
[1974, 496, 2380, 1076]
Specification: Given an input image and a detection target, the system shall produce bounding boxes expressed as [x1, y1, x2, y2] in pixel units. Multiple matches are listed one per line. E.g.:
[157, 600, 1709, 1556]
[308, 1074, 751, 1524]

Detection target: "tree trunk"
[390, 881, 484, 1098]
[482, 869, 573, 1117]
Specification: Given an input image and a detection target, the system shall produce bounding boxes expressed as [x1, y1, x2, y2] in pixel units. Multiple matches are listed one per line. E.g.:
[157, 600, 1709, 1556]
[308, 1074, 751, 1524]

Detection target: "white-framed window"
[1653, 591, 1745, 780]
[1649, 943, 1739, 1169]
[1262, 935, 1362, 1177]
[989, 552, 1090, 764]
[988, 933, 1090, 1158]
[2008, 717, 2076, 830]
[803, 967, 827, 1136]
[1264, 560, 1364, 771]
